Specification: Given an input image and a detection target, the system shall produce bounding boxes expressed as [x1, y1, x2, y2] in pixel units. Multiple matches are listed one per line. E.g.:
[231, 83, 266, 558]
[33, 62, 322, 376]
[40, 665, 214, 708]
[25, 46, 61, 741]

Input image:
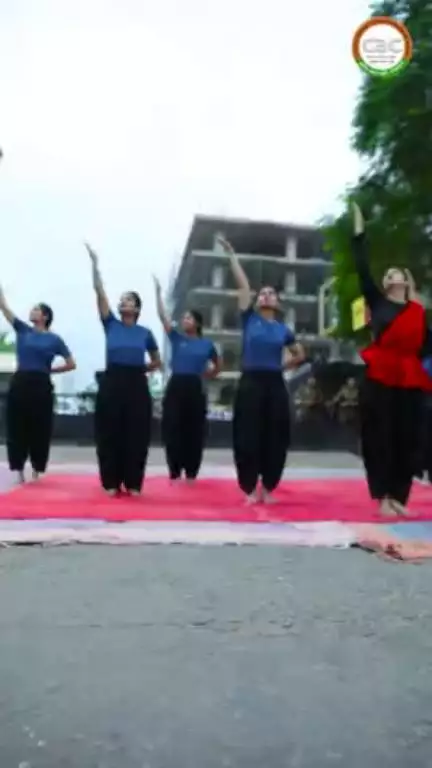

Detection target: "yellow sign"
[351, 296, 367, 331]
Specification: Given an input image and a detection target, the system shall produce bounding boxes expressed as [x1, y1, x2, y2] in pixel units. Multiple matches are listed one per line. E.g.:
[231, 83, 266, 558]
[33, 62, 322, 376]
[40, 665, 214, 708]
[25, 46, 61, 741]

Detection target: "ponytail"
[404, 269, 417, 302]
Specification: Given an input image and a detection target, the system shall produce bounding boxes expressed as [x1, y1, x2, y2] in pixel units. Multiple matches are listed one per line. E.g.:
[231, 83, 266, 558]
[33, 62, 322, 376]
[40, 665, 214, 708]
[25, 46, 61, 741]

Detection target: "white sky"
[0, 0, 370, 390]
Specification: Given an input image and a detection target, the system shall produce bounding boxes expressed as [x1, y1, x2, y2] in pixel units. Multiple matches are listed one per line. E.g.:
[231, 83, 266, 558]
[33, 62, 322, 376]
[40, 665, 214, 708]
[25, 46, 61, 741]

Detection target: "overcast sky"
[0, 0, 369, 390]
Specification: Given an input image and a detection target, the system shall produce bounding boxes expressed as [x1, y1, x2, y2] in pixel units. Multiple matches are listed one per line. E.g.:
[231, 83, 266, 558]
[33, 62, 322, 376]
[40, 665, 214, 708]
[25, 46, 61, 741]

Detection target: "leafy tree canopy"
[324, 0, 432, 339]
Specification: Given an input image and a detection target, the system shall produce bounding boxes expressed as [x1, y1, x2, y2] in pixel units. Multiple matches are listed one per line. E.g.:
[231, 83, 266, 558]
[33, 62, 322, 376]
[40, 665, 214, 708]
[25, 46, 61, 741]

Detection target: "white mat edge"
[0, 520, 355, 547]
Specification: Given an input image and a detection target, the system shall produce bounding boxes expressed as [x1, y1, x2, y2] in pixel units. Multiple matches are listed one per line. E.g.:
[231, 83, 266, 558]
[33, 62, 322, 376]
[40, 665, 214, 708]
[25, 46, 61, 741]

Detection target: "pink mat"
[1, 475, 432, 523]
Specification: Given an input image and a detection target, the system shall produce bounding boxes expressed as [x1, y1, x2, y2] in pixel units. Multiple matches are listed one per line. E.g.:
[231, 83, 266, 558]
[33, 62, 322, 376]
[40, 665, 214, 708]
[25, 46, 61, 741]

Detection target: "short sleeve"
[208, 342, 219, 362]
[167, 328, 182, 344]
[422, 327, 432, 358]
[284, 326, 296, 346]
[100, 310, 116, 329]
[146, 330, 159, 353]
[240, 306, 255, 327]
[55, 335, 72, 359]
[423, 357, 432, 376]
[12, 317, 30, 333]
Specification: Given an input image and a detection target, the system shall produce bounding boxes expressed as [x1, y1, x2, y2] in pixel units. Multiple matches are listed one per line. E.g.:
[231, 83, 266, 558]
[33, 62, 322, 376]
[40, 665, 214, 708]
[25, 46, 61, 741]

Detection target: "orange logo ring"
[352, 16, 413, 62]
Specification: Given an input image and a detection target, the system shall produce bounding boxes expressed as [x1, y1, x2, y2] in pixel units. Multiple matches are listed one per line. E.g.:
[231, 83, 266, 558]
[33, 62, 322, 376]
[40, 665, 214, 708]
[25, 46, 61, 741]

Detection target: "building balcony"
[203, 326, 241, 339]
[217, 370, 241, 380]
[190, 248, 328, 267]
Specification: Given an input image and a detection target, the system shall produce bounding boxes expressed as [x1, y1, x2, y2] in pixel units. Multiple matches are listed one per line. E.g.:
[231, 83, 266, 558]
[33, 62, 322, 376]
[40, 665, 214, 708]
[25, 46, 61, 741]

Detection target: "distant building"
[167, 215, 333, 404]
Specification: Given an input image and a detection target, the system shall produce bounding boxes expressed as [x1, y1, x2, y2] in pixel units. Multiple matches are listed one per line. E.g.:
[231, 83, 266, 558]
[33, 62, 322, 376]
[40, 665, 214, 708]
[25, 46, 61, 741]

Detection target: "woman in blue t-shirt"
[217, 236, 305, 504]
[87, 244, 161, 496]
[154, 276, 221, 481]
[0, 286, 76, 482]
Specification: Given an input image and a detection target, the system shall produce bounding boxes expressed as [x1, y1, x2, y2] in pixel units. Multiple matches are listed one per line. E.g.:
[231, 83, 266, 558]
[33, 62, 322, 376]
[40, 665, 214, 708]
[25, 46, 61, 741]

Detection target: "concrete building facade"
[167, 215, 333, 404]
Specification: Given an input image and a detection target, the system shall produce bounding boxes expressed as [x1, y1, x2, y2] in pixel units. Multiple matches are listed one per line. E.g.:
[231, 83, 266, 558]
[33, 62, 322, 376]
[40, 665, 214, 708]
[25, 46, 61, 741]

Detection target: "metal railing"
[0, 366, 362, 452]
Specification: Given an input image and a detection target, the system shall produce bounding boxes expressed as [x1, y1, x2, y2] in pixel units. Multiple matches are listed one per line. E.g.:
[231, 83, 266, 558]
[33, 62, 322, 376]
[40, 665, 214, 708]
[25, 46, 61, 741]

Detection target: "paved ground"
[1, 447, 430, 768]
[0, 546, 432, 768]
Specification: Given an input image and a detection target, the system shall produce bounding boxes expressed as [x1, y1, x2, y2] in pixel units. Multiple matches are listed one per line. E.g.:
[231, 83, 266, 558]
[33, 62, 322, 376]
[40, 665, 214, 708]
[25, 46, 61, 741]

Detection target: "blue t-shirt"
[102, 312, 159, 367]
[423, 356, 432, 377]
[13, 318, 71, 373]
[168, 328, 218, 375]
[241, 308, 295, 371]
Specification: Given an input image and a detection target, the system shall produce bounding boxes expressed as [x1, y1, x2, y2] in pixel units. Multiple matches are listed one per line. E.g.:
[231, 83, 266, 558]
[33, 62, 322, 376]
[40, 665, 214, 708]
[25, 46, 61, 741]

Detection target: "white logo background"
[359, 23, 406, 72]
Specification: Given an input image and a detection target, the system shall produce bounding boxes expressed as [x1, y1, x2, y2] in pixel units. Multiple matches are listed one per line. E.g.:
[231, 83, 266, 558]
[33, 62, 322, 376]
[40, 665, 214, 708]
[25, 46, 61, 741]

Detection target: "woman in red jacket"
[352, 203, 432, 517]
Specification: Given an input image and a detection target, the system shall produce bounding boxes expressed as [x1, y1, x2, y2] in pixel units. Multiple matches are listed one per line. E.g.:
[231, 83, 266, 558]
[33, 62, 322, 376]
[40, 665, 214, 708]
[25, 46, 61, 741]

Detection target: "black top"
[352, 233, 432, 356]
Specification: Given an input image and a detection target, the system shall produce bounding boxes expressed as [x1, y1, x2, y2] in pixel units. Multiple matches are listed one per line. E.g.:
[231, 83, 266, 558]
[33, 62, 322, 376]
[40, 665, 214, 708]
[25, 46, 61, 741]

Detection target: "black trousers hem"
[6, 371, 54, 474]
[360, 378, 420, 507]
[162, 375, 207, 480]
[95, 368, 152, 492]
[233, 371, 290, 495]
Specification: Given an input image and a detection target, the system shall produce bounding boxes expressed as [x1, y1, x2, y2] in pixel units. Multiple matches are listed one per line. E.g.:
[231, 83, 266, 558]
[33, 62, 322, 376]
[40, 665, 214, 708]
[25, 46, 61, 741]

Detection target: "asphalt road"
[1, 545, 432, 768]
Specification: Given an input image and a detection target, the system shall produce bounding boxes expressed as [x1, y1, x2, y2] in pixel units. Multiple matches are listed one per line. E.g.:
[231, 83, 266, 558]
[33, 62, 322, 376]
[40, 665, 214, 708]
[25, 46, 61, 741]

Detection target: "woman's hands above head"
[84, 242, 98, 265]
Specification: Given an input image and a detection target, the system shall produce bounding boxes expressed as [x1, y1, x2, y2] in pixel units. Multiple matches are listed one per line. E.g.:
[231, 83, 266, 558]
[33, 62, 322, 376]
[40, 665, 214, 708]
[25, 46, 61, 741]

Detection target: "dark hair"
[190, 310, 203, 336]
[128, 291, 142, 312]
[403, 269, 414, 301]
[259, 283, 281, 293]
[38, 303, 54, 328]
[257, 285, 282, 303]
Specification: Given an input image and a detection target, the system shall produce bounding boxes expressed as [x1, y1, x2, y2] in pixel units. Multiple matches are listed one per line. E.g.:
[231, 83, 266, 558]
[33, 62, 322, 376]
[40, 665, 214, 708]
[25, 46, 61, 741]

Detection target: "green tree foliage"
[323, 0, 432, 339]
[0, 332, 15, 353]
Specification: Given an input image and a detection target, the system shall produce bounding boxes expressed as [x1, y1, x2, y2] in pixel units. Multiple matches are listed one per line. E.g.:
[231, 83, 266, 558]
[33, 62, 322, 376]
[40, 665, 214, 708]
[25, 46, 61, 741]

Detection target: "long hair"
[190, 310, 203, 336]
[404, 269, 417, 302]
[120, 291, 142, 320]
[38, 302, 54, 328]
[128, 291, 142, 312]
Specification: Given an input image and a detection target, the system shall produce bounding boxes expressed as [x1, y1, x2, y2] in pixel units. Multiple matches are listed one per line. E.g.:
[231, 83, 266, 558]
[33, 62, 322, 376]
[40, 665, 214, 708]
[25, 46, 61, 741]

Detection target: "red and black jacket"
[352, 234, 432, 390]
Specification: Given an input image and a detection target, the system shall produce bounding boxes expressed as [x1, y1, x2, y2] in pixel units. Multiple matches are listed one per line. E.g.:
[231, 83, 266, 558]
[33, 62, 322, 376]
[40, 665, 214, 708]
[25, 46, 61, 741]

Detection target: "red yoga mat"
[1, 475, 432, 523]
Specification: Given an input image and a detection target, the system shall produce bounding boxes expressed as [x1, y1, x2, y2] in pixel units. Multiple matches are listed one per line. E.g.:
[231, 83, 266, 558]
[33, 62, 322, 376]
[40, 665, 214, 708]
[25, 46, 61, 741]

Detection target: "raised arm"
[0, 285, 18, 327]
[216, 236, 252, 311]
[153, 276, 172, 333]
[350, 203, 381, 309]
[85, 243, 111, 320]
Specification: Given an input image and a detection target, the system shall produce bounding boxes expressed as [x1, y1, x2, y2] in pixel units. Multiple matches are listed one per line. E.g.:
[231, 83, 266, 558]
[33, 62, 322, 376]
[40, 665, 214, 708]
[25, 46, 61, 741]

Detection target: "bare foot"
[379, 498, 397, 517]
[389, 499, 412, 517]
[261, 489, 277, 505]
[244, 492, 258, 506]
